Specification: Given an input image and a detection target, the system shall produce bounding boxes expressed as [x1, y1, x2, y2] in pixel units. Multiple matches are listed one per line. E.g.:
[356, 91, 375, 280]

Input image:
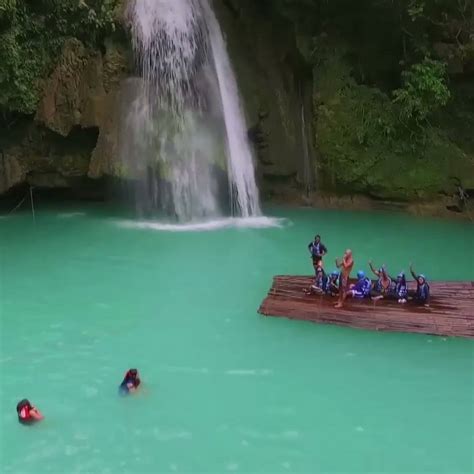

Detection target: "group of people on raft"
[16, 368, 141, 425]
[307, 235, 430, 309]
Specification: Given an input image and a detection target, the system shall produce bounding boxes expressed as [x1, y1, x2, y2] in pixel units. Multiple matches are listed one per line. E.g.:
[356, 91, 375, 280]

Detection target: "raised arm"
[30, 407, 44, 421]
[409, 263, 418, 280]
[368, 261, 379, 277]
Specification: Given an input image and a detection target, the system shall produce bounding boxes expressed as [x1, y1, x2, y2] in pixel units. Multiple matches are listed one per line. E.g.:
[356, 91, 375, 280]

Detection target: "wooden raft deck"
[258, 276, 474, 338]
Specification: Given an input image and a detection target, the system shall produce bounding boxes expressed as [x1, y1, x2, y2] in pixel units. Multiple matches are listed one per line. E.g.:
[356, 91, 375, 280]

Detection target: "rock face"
[0, 35, 130, 195]
[1, 0, 473, 218]
[0, 122, 96, 195]
[212, 0, 316, 191]
[36, 39, 106, 136]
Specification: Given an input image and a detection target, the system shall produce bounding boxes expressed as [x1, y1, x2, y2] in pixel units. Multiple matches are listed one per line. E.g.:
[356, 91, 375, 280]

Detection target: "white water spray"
[125, 0, 260, 221]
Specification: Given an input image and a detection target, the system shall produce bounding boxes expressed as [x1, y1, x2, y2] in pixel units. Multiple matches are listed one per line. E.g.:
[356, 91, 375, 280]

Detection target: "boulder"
[36, 39, 106, 136]
[0, 152, 26, 195]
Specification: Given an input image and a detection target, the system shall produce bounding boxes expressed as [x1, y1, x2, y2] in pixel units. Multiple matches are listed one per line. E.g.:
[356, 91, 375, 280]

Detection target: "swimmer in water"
[119, 368, 141, 395]
[16, 399, 43, 425]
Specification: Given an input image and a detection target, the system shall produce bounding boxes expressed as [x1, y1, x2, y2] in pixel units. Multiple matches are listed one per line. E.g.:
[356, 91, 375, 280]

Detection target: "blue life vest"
[309, 242, 327, 258]
[375, 276, 392, 293]
[354, 277, 372, 297]
[395, 281, 408, 298]
[417, 282, 430, 302]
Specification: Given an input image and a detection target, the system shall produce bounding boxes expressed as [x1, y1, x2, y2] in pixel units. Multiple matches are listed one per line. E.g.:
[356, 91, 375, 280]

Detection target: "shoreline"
[263, 187, 474, 222]
[1, 182, 473, 222]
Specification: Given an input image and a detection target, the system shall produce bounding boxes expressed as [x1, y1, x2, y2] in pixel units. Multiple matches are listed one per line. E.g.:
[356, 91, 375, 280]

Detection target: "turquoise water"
[1, 205, 473, 473]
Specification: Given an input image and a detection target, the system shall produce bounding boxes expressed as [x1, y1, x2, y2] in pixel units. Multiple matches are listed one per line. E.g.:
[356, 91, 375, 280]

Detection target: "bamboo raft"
[258, 276, 474, 338]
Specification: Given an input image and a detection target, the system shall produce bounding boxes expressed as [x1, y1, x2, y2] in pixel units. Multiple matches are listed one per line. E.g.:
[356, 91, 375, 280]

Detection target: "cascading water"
[124, 0, 261, 221]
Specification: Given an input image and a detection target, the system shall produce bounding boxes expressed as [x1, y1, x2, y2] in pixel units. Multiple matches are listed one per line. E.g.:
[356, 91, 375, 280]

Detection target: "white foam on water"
[117, 216, 286, 232]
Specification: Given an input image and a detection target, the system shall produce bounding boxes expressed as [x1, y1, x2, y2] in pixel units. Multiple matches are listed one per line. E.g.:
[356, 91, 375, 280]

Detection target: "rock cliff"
[1, 0, 473, 217]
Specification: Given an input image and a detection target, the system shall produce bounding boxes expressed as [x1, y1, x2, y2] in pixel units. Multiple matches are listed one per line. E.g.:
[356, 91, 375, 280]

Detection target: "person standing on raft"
[308, 235, 327, 269]
[16, 399, 43, 425]
[334, 249, 354, 308]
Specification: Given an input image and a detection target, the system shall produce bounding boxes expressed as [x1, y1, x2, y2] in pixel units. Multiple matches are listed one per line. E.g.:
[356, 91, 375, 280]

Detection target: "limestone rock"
[213, 0, 314, 186]
[32, 36, 131, 184]
[0, 152, 26, 195]
[88, 89, 122, 179]
[36, 39, 106, 136]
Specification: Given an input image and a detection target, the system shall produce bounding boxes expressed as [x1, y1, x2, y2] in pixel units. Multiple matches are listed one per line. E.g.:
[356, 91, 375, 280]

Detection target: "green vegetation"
[0, 0, 120, 114]
[393, 59, 450, 126]
[0, 0, 472, 202]
[270, 0, 474, 197]
[315, 53, 470, 199]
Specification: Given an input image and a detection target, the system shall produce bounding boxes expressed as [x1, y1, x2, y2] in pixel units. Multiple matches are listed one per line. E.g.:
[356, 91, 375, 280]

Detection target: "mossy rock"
[314, 55, 474, 200]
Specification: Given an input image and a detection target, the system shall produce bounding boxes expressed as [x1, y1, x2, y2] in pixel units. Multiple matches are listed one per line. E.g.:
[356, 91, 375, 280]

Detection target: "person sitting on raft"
[369, 262, 393, 301]
[393, 272, 408, 304]
[304, 264, 328, 294]
[410, 264, 430, 306]
[347, 271, 372, 299]
[308, 235, 327, 269]
[313, 264, 329, 292]
[16, 399, 43, 425]
[326, 270, 340, 296]
[119, 369, 141, 395]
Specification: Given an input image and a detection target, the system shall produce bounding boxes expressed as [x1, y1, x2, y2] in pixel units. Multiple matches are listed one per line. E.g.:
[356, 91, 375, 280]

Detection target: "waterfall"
[301, 103, 312, 197]
[124, 0, 261, 221]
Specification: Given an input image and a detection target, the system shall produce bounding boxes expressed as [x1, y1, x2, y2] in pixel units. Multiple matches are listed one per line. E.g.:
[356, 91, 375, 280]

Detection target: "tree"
[393, 57, 450, 125]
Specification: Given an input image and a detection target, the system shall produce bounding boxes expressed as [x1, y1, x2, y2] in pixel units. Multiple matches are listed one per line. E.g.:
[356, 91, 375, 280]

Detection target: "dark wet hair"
[315, 235, 321, 240]
[125, 369, 138, 380]
[16, 399, 31, 413]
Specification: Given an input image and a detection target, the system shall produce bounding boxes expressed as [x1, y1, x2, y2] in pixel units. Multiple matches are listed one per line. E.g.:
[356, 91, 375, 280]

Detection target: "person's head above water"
[16, 399, 32, 414]
[16, 398, 43, 423]
[125, 368, 139, 380]
[119, 369, 141, 395]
